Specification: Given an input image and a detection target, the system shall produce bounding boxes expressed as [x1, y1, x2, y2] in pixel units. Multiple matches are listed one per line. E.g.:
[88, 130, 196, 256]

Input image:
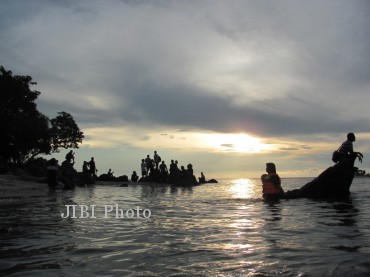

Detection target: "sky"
[1, 0, 370, 179]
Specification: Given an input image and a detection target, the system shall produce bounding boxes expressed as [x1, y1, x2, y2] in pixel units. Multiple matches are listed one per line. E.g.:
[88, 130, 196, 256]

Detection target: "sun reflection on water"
[229, 178, 258, 199]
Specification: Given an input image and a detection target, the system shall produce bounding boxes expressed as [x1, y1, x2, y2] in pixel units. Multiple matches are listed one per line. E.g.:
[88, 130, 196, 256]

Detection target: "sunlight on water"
[229, 178, 259, 199]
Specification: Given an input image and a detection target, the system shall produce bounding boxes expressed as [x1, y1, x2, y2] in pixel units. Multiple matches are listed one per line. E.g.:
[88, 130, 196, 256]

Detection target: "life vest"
[262, 173, 281, 196]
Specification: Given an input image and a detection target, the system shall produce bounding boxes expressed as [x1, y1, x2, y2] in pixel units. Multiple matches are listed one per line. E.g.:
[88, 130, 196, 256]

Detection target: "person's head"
[347, 133, 356, 142]
[154, 150, 157, 154]
[162, 161, 165, 164]
[147, 154, 150, 158]
[91, 157, 94, 161]
[50, 158, 58, 165]
[142, 159, 144, 162]
[266, 163, 276, 174]
[171, 159, 174, 163]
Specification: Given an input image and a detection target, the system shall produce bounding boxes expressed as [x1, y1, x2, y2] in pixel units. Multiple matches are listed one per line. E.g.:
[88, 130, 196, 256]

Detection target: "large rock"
[286, 153, 360, 199]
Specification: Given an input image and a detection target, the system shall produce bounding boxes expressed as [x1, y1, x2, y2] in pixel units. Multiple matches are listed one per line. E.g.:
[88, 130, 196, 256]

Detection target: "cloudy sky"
[1, 0, 370, 178]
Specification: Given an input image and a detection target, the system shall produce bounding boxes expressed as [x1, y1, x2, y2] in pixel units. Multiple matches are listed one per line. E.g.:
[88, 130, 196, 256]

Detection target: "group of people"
[47, 151, 100, 189]
[261, 132, 363, 199]
[82, 157, 98, 179]
[140, 151, 162, 176]
[46, 151, 77, 190]
[47, 148, 205, 188]
[137, 151, 204, 184]
[48, 133, 362, 193]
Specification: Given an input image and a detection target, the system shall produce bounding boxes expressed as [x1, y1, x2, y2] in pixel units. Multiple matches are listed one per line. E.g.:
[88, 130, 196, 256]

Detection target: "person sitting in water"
[336, 133, 363, 163]
[46, 158, 65, 189]
[261, 163, 285, 199]
[131, 171, 139, 182]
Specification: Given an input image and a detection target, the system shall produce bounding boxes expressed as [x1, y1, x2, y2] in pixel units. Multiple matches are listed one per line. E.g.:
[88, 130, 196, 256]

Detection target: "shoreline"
[0, 174, 48, 199]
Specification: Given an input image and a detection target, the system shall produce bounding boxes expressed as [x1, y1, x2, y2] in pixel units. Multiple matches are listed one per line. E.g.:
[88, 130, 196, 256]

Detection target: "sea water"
[1, 177, 370, 276]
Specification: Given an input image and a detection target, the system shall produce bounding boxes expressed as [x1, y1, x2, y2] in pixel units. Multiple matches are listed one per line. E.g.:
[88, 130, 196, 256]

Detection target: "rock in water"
[287, 153, 360, 199]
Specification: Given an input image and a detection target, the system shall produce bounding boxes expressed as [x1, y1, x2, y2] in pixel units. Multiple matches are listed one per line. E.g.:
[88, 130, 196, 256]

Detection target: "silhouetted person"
[261, 163, 285, 199]
[65, 150, 75, 164]
[187, 164, 194, 175]
[159, 161, 168, 174]
[169, 160, 176, 175]
[199, 172, 206, 183]
[88, 157, 97, 178]
[159, 161, 168, 182]
[82, 161, 89, 173]
[131, 171, 139, 182]
[46, 158, 64, 189]
[145, 155, 153, 173]
[154, 150, 161, 169]
[336, 133, 363, 163]
[141, 159, 147, 177]
[180, 165, 186, 176]
[82, 161, 90, 183]
[61, 158, 76, 189]
[174, 160, 180, 177]
[107, 168, 114, 177]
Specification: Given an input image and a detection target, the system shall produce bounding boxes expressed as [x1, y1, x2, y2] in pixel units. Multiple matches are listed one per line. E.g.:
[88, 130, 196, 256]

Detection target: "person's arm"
[348, 142, 354, 154]
[270, 174, 285, 193]
[269, 174, 280, 187]
[261, 174, 267, 181]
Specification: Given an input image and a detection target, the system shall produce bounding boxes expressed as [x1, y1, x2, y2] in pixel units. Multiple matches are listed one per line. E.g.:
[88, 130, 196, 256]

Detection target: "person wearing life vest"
[261, 162, 285, 199]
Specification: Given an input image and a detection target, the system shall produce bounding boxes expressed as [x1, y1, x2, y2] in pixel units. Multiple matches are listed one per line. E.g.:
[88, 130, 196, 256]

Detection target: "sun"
[198, 133, 272, 153]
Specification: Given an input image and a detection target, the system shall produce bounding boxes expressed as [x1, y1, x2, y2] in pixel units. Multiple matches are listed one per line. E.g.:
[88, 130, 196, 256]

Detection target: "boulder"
[286, 153, 360, 199]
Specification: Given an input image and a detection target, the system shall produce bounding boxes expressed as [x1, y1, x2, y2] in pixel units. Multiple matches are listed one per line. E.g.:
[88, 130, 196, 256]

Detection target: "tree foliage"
[50, 111, 84, 151]
[0, 66, 84, 164]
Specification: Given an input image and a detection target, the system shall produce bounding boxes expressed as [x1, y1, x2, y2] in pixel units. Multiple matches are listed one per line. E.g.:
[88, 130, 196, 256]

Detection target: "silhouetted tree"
[0, 66, 84, 164]
[50, 111, 84, 152]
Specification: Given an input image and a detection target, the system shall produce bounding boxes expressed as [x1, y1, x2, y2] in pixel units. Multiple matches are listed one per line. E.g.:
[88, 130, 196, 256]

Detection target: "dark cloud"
[109, 82, 370, 137]
[1, 0, 370, 139]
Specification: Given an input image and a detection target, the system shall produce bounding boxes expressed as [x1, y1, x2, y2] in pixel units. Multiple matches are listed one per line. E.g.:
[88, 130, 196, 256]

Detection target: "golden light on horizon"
[198, 133, 273, 153]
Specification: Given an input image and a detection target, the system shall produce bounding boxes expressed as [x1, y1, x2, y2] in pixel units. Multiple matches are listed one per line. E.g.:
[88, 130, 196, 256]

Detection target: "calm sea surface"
[1, 177, 370, 276]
